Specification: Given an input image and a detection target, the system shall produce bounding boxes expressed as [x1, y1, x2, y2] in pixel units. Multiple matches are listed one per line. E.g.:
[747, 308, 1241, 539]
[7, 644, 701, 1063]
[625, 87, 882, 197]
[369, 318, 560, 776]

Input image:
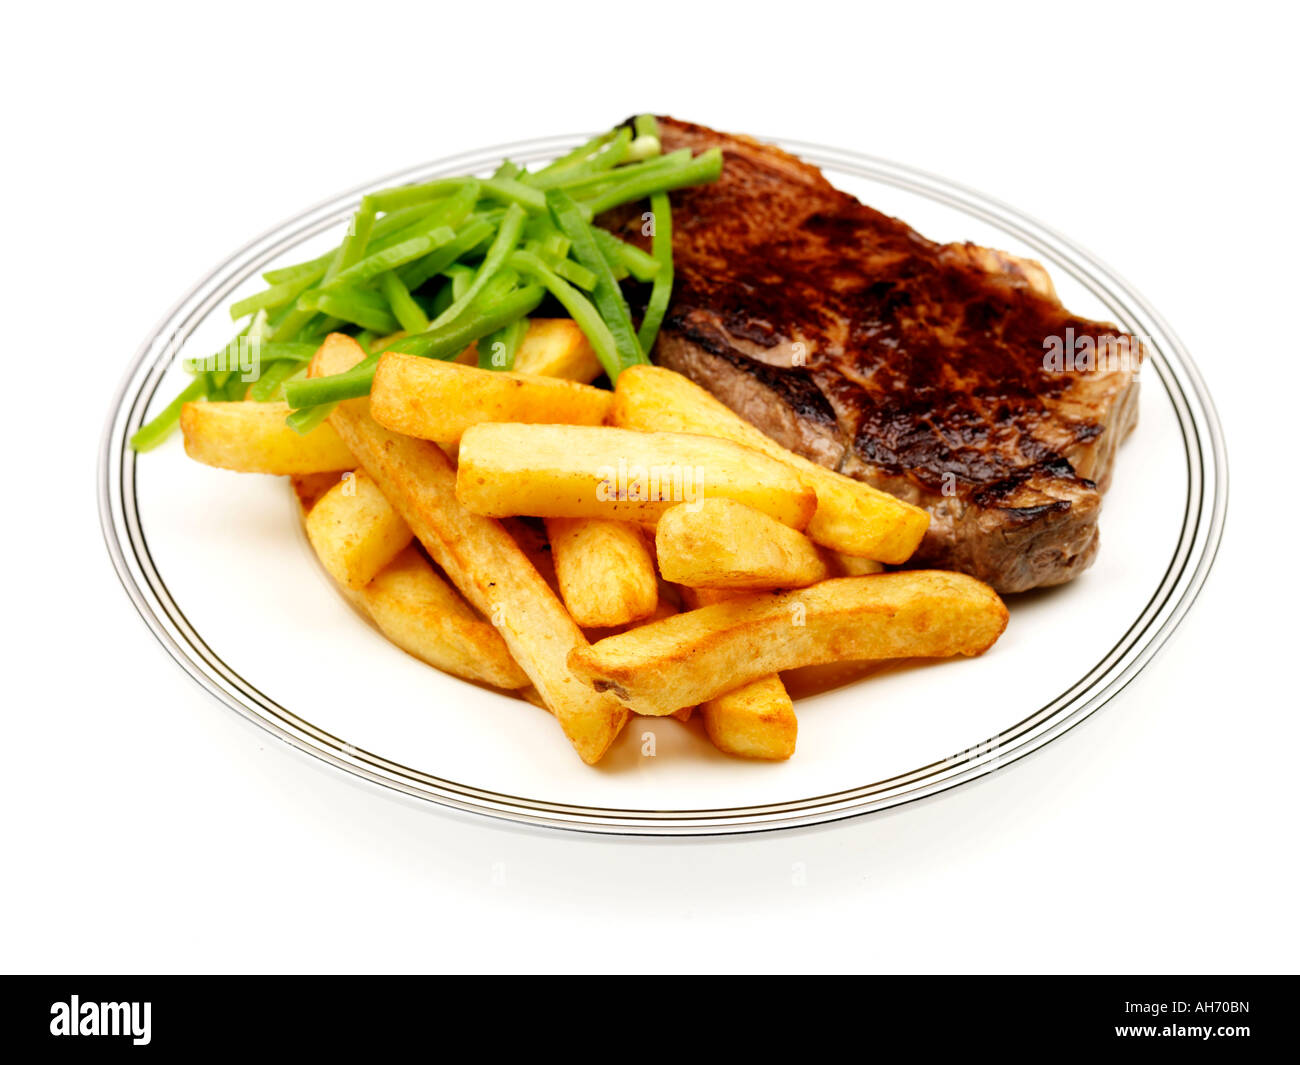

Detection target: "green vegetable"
[545, 189, 645, 378]
[638, 190, 674, 352]
[129, 377, 206, 452]
[580, 148, 723, 217]
[480, 178, 547, 213]
[379, 271, 429, 335]
[552, 257, 598, 290]
[396, 218, 496, 291]
[427, 203, 526, 330]
[286, 284, 545, 410]
[183, 341, 318, 374]
[478, 317, 529, 370]
[508, 249, 627, 381]
[529, 127, 631, 189]
[229, 268, 325, 321]
[592, 227, 659, 282]
[133, 118, 723, 451]
[532, 129, 619, 179]
[299, 286, 398, 334]
[552, 149, 691, 196]
[365, 177, 471, 213]
[248, 359, 305, 402]
[285, 402, 336, 435]
[325, 225, 457, 290]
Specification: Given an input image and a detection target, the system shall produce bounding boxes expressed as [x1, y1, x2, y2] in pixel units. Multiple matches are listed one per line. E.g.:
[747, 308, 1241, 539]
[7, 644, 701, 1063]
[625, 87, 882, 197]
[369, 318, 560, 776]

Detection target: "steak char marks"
[621, 118, 1141, 593]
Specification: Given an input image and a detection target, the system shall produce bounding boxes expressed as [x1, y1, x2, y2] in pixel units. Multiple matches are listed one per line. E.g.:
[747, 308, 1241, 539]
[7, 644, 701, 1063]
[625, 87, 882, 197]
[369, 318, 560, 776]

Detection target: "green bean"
[544, 190, 645, 376]
[286, 402, 337, 435]
[427, 203, 526, 329]
[480, 177, 547, 213]
[508, 249, 627, 381]
[533, 129, 619, 178]
[299, 287, 398, 334]
[129, 377, 206, 452]
[248, 359, 304, 402]
[230, 267, 326, 321]
[556, 149, 690, 196]
[629, 113, 662, 160]
[262, 257, 331, 286]
[578, 148, 723, 217]
[379, 272, 429, 335]
[261, 203, 439, 284]
[591, 227, 659, 282]
[335, 204, 376, 274]
[287, 284, 545, 410]
[553, 257, 598, 290]
[387, 283, 543, 360]
[529, 127, 631, 189]
[478, 317, 529, 370]
[325, 225, 456, 290]
[296, 314, 347, 344]
[637, 191, 674, 353]
[184, 341, 318, 374]
[284, 355, 379, 409]
[427, 277, 455, 318]
[364, 177, 471, 213]
[395, 218, 496, 291]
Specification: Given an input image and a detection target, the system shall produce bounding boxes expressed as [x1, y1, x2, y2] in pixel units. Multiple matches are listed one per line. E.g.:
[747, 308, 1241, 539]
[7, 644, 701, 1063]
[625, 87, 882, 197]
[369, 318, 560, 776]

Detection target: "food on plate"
[698, 674, 798, 761]
[568, 572, 1009, 717]
[510, 319, 603, 382]
[455, 423, 818, 529]
[313, 333, 627, 765]
[291, 477, 527, 689]
[340, 546, 530, 690]
[140, 114, 1073, 767]
[680, 586, 797, 760]
[370, 355, 612, 450]
[826, 552, 886, 577]
[543, 517, 658, 628]
[604, 118, 1142, 591]
[612, 365, 928, 563]
[655, 498, 828, 590]
[304, 469, 413, 590]
[180, 401, 353, 474]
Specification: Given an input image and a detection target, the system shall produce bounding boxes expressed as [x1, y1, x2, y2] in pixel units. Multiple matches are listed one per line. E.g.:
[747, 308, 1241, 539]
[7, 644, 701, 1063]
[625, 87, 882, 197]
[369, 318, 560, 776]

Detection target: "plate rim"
[98, 132, 1230, 836]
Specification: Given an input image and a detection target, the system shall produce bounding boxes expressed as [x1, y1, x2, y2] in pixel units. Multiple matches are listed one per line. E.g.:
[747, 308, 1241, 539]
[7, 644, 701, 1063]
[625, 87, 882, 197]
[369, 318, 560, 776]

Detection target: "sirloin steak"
[616, 117, 1141, 593]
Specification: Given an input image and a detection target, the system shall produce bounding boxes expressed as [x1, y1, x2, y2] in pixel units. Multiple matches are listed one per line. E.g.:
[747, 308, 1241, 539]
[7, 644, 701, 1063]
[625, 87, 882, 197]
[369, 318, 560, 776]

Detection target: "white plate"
[99, 134, 1228, 835]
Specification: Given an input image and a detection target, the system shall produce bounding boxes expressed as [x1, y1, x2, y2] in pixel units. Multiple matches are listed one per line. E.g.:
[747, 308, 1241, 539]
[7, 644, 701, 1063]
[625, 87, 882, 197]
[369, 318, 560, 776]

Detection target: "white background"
[4, 1, 1296, 974]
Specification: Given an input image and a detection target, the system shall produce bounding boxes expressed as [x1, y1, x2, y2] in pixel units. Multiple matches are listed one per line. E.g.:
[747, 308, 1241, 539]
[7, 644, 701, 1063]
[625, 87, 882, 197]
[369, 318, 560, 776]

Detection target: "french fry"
[293, 477, 526, 689]
[305, 469, 413, 590]
[611, 365, 930, 563]
[180, 400, 354, 474]
[291, 471, 345, 514]
[512, 319, 603, 382]
[680, 586, 796, 759]
[545, 518, 658, 628]
[827, 552, 886, 577]
[656, 498, 829, 589]
[455, 423, 817, 529]
[370, 355, 613, 450]
[700, 674, 797, 760]
[342, 546, 530, 690]
[569, 572, 1009, 716]
[311, 334, 627, 765]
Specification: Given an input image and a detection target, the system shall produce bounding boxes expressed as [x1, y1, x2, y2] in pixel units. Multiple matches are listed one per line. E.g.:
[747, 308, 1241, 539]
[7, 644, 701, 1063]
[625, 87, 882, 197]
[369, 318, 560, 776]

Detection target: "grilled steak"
[614, 117, 1141, 593]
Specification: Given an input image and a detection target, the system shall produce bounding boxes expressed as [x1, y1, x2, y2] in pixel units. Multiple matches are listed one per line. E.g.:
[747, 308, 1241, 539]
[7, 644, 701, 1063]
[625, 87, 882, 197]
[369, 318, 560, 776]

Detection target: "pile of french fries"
[180, 325, 1008, 765]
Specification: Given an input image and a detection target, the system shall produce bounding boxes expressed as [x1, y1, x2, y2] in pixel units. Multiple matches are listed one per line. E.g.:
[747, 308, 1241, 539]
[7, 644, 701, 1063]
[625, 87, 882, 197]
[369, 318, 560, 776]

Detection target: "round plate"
[99, 133, 1228, 835]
